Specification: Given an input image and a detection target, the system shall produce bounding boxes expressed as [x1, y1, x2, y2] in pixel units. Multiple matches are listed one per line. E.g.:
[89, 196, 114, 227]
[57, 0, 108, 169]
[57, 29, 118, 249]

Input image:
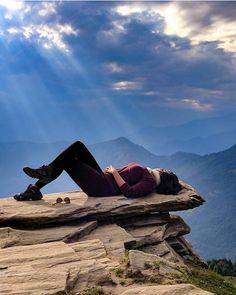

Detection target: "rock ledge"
[0, 181, 212, 295]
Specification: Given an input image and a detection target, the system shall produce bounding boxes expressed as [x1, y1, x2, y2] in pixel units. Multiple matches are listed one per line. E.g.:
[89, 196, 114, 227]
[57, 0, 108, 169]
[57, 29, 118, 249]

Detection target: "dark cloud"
[41, 1, 236, 113]
[178, 1, 236, 25]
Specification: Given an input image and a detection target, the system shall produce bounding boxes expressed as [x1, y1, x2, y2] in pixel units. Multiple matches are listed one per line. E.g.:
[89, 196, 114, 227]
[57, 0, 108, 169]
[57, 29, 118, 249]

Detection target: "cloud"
[112, 81, 142, 91]
[89, 2, 236, 112]
[0, 0, 23, 11]
[179, 99, 213, 111]
[114, 2, 236, 56]
[142, 96, 213, 112]
[189, 16, 236, 55]
[7, 23, 78, 52]
[97, 19, 127, 44]
[0, 0, 26, 20]
[143, 91, 160, 96]
[38, 2, 57, 17]
[164, 97, 214, 111]
[1, 1, 78, 53]
[104, 62, 124, 73]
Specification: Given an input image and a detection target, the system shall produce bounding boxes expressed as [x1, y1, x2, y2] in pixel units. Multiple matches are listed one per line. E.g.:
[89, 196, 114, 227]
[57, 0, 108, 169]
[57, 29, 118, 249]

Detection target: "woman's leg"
[15, 141, 111, 201]
[63, 159, 109, 196]
[50, 141, 102, 173]
[35, 141, 104, 189]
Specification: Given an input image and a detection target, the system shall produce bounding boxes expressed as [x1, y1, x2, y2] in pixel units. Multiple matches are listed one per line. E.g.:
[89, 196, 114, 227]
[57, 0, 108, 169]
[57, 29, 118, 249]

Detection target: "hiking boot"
[23, 165, 53, 184]
[14, 184, 43, 201]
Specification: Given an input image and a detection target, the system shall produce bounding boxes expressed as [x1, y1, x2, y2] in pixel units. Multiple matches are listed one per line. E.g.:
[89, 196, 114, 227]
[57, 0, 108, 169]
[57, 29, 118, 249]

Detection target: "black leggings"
[35, 141, 109, 196]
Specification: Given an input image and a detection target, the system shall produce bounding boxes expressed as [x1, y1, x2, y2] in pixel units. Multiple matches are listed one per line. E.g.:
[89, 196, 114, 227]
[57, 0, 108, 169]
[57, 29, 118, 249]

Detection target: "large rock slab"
[129, 250, 186, 276]
[0, 239, 118, 295]
[140, 240, 184, 263]
[120, 284, 214, 295]
[0, 181, 205, 227]
[80, 224, 135, 258]
[0, 221, 97, 248]
[125, 214, 190, 248]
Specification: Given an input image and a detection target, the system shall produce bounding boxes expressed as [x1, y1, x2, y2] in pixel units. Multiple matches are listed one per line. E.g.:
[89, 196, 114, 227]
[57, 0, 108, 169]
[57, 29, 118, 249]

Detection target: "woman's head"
[150, 168, 182, 195]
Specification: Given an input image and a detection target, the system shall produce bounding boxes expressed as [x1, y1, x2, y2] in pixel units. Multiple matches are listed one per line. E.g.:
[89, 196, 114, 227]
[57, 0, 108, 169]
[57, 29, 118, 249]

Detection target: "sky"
[0, 1, 236, 144]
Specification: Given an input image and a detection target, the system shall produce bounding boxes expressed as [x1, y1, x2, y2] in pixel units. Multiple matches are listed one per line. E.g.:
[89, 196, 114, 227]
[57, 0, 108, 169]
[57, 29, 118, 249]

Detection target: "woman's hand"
[105, 165, 126, 188]
[105, 165, 117, 175]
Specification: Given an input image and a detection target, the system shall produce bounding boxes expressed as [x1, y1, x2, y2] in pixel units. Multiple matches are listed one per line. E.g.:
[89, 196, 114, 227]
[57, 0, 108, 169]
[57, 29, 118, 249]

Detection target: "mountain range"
[149, 128, 236, 155]
[125, 112, 236, 155]
[2, 111, 236, 156]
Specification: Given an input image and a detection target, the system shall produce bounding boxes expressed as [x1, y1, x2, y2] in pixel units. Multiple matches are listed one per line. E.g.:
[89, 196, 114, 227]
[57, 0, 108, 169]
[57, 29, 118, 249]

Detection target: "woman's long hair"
[155, 169, 182, 195]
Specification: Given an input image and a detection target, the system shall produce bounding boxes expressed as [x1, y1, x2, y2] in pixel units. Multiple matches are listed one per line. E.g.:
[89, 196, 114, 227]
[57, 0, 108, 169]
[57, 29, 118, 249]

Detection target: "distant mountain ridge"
[89, 136, 160, 168]
[126, 112, 236, 155]
[150, 128, 236, 155]
[2, 111, 236, 156]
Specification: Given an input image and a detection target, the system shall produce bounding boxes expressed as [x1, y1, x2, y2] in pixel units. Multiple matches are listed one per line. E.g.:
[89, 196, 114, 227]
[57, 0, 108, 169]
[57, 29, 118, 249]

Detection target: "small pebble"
[64, 197, 71, 204]
[56, 197, 63, 203]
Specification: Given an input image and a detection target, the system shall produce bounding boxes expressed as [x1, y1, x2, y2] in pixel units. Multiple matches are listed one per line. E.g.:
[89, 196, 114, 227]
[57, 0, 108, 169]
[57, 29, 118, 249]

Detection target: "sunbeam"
[0, 0, 23, 11]
[0, 0, 235, 147]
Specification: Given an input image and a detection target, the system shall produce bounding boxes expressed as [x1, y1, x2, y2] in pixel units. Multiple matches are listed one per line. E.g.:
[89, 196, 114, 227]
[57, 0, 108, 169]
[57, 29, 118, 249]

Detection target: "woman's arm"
[106, 165, 125, 187]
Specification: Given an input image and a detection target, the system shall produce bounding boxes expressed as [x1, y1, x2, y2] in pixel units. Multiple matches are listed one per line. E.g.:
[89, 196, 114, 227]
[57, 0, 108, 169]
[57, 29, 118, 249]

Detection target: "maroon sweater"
[104, 162, 157, 198]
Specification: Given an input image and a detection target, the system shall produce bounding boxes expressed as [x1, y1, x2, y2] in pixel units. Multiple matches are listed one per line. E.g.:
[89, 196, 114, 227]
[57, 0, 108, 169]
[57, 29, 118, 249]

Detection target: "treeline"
[207, 258, 236, 276]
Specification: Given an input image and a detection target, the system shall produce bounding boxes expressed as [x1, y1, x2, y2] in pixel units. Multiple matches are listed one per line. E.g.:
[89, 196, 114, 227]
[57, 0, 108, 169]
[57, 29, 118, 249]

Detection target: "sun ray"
[0, 0, 23, 11]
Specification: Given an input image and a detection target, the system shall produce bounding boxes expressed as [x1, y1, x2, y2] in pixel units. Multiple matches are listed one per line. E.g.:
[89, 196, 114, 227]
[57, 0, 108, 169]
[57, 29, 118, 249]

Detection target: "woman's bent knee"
[72, 140, 86, 148]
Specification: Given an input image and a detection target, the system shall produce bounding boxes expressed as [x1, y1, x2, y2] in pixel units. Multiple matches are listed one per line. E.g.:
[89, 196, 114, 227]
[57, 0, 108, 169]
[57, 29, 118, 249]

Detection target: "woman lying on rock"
[13, 141, 182, 201]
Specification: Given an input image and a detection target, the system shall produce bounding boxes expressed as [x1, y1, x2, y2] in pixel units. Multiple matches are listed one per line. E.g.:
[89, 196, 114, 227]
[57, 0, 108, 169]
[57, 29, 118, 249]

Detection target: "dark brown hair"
[155, 169, 182, 195]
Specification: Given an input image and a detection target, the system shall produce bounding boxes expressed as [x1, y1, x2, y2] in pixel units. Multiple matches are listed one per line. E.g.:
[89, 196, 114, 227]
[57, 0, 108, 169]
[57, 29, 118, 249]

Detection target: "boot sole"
[23, 167, 51, 184]
[13, 194, 43, 201]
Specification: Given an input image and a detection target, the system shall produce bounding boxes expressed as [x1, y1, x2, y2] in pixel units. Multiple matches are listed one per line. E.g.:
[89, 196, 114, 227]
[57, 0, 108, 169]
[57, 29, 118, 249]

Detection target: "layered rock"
[0, 239, 118, 294]
[0, 181, 212, 295]
[0, 180, 204, 227]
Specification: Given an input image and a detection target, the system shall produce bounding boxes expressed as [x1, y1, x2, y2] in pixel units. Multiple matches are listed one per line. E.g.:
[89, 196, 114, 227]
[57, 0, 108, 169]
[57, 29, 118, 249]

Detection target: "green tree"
[208, 258, 236, 276]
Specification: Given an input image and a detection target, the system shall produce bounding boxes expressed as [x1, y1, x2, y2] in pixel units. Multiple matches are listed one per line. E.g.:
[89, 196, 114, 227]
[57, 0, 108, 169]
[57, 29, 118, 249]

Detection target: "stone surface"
[117, 212, 172, 227]
[120, 284, 214, 295]
[167, 236, 206, 266]
[164, 215, 191, 239]
[140, 240, 184, 263]
[140, 240, 172, 256]
[0, 221, 97, 248]
[63, 220, 97, 243]
[125, 214, 190, 248]
[0, 239, 118, 295]
[80, 224, 135, 258]
[129, 250, 186, 276]
[70, 239, 107, 260]
[0, 181, 205, 227]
